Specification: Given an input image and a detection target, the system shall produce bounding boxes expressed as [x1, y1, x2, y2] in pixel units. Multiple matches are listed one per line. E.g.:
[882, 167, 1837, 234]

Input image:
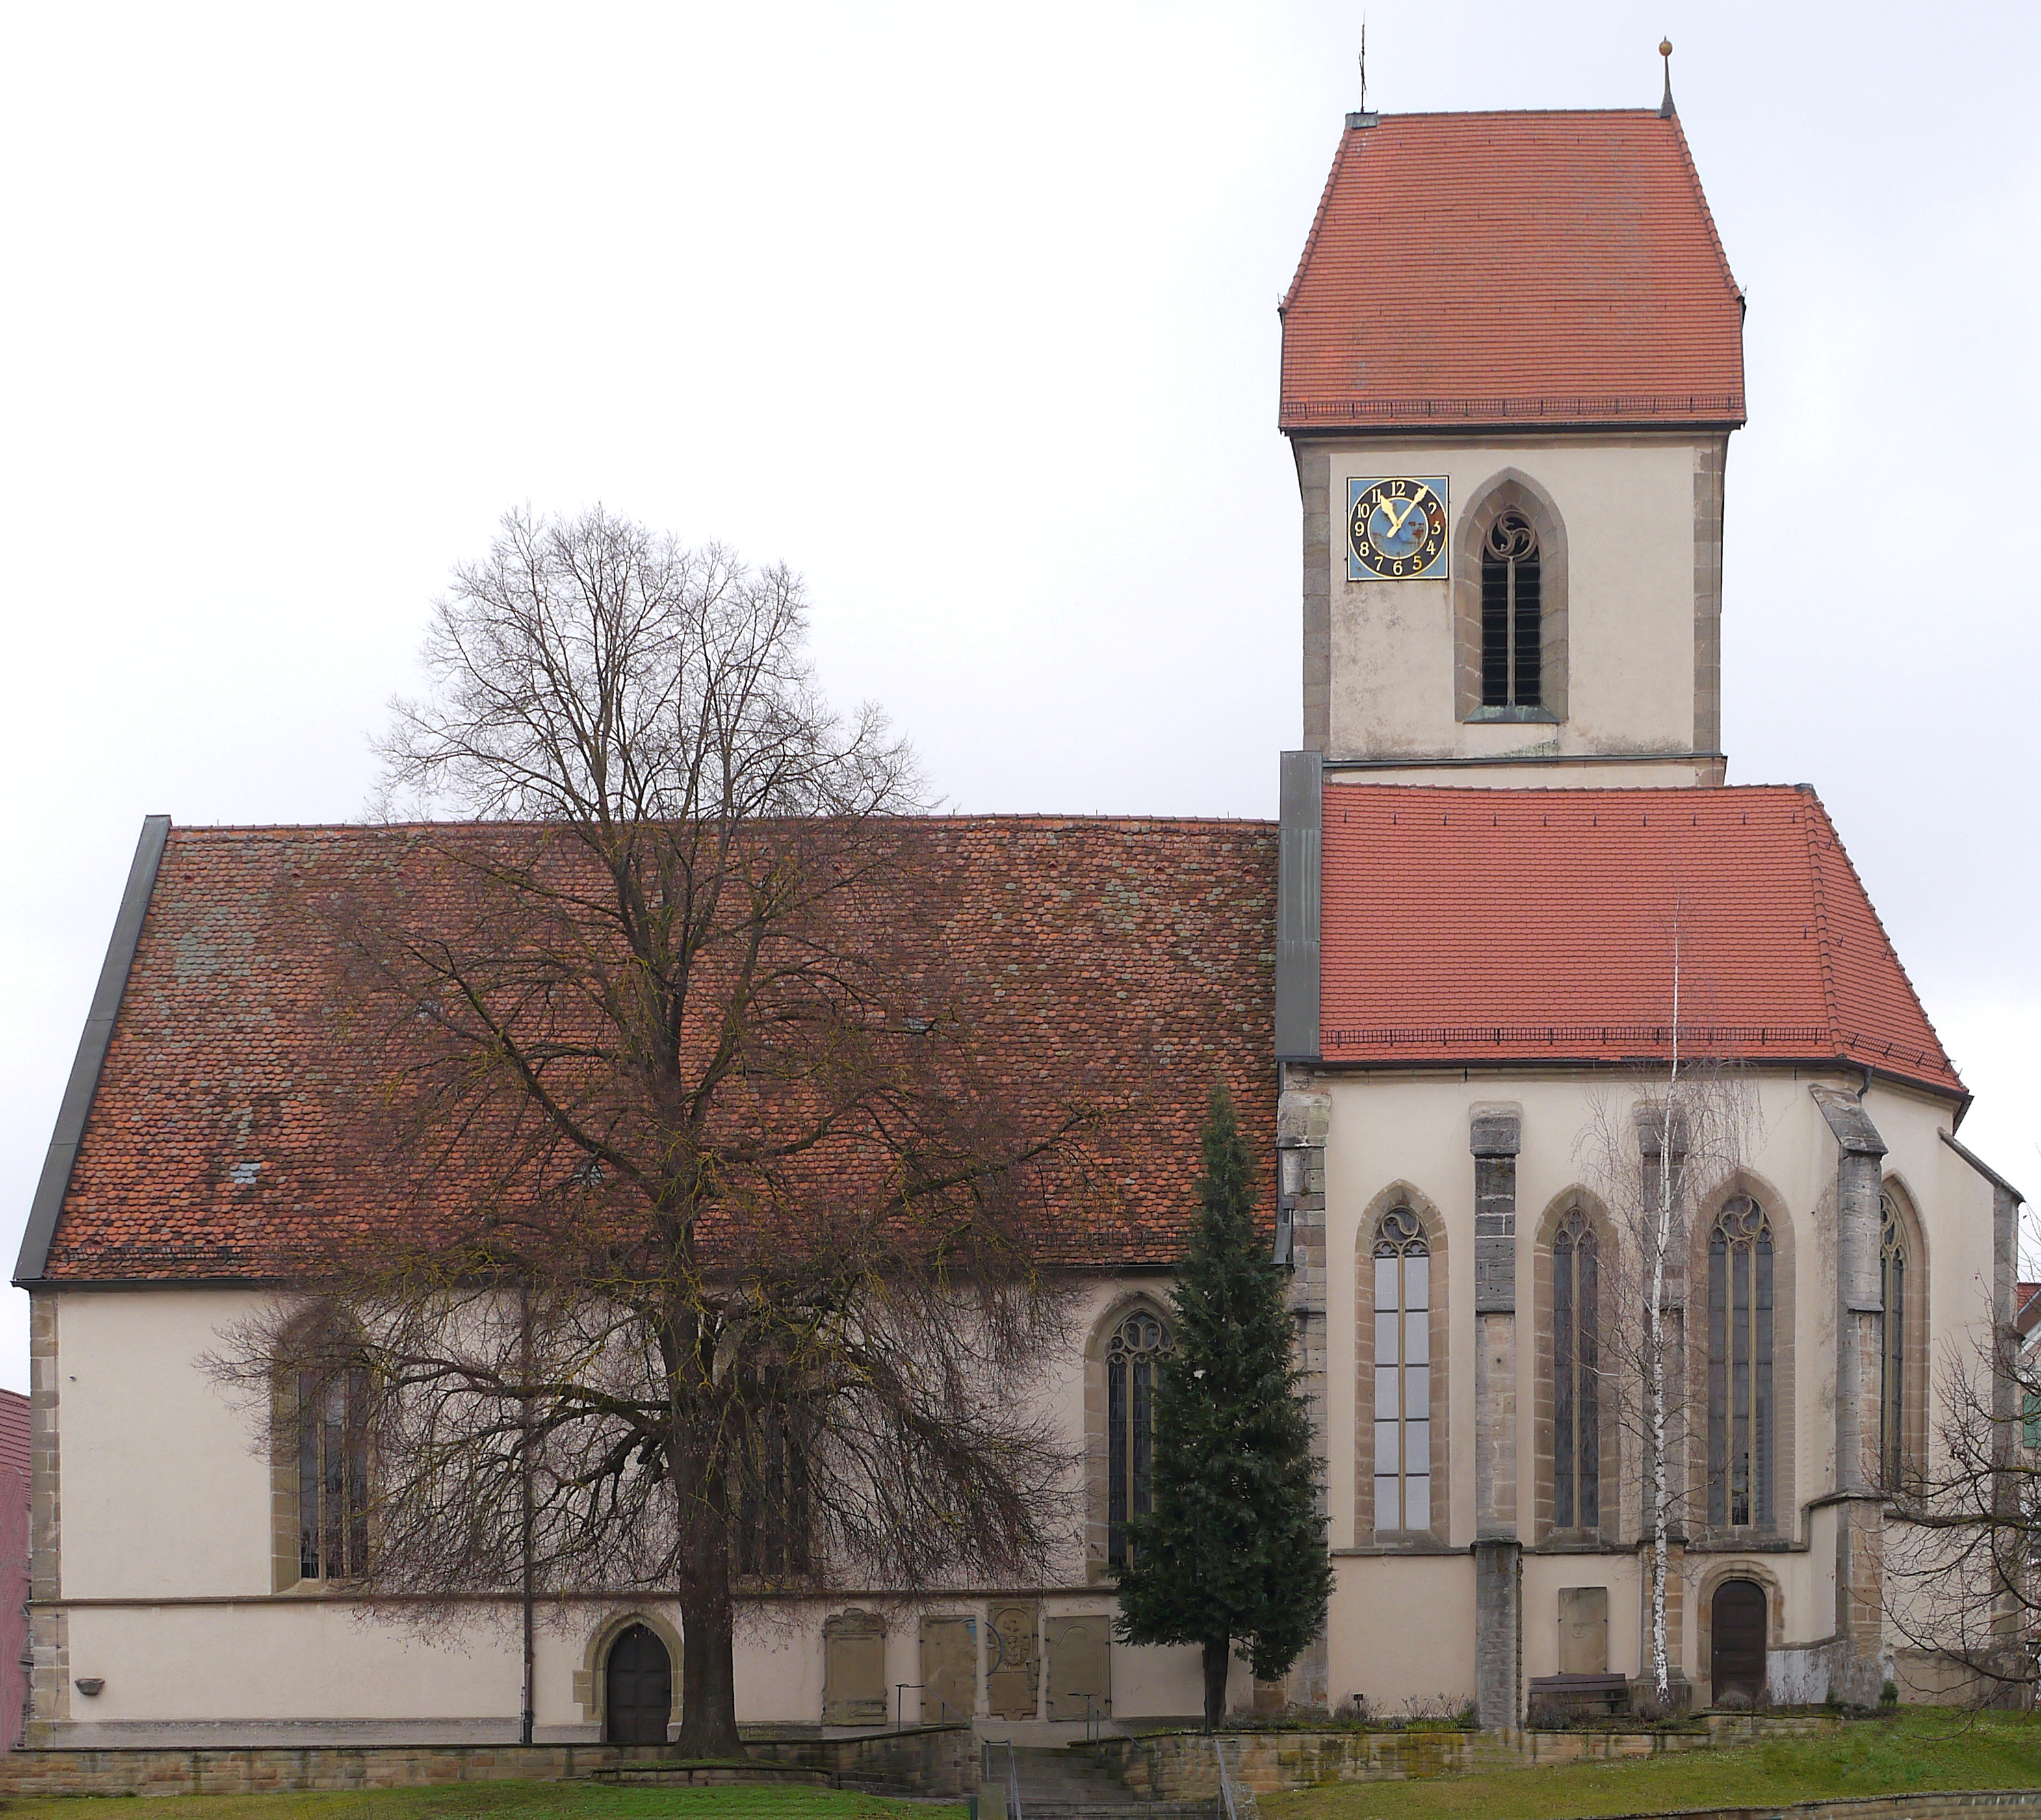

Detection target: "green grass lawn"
[1260, 1710, 2041, 1820]
[0, 1784, 964, 1820]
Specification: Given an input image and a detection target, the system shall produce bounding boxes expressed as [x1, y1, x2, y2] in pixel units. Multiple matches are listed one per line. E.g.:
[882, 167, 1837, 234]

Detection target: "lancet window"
[1480, 509, 1542, 708]
[1707, 1197, 1775, 1529]
[1373, 1206, 1432, 1533]
[1106, 1308, 1169, 1568]
[1552, 1204, 1600, 1531]
[1879, 1193, 1907, 1485]
[295, 1353, 370, 1581]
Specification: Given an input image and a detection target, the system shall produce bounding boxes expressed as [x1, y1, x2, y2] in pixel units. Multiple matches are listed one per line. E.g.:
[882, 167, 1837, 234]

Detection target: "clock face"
[1347, 476, 1450, 580]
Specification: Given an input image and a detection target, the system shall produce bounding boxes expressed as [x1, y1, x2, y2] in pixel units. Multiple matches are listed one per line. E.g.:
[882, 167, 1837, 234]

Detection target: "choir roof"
[1318, 784, 1960, 1096]
[1280, 110, 1745, 432]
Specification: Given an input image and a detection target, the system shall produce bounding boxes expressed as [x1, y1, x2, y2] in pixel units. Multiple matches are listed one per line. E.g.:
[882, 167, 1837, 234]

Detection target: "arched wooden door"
[1710, 1578, 1767, 1706]
[606, 1622, 672, 1744]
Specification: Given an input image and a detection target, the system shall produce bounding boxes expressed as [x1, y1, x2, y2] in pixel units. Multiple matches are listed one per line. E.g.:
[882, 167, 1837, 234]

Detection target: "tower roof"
[1280, 110, 1745, 432]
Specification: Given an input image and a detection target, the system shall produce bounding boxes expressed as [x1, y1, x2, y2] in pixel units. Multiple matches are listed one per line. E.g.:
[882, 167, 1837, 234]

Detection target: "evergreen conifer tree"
[1114, 1082, 1332, 1729]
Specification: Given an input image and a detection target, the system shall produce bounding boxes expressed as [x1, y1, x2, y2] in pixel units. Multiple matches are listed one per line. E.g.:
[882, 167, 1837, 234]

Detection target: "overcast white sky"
[2, 1, 2035, 1394]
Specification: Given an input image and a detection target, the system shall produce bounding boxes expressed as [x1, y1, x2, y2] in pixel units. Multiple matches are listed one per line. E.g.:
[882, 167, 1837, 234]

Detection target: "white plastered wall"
[1321, 435, 1704, 770]
[44, 1275, 1214, 1739]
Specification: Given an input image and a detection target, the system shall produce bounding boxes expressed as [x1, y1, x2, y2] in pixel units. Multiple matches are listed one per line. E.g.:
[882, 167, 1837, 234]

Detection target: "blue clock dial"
[1348, 478, 1448, 580]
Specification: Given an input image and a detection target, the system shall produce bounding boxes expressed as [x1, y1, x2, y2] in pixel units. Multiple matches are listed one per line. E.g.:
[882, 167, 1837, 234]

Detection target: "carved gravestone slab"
[1044, 1613, 1112, 1721]
[985, 1600, 1041, 1720]
[919, 1615, 978, 1724]
[1558, 1585, 1609, 1675]
[823, 1609, 889, 1726]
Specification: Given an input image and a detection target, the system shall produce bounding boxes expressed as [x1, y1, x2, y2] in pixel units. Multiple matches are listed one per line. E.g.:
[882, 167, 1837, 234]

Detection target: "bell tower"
[1280, 96, 1745, 787]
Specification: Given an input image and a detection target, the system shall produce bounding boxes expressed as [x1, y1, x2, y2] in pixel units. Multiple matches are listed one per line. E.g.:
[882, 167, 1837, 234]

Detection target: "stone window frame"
[1355, 1182, 1451, 1549]
[1083, 1291, 1175, 1585]
[268, 1306, 372, 1594]
[1531, 1188, 1619, 1546]
[573, 1607, 684, 1737]
[1453, 469, 1570, 726]
[1689, 1173, 1797, 1542]
[1877, 1176, 1930, 1492]
[1693, 1556, 1787, 1696]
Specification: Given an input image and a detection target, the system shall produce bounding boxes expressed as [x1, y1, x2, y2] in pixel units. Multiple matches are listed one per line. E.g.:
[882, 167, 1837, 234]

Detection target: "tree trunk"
[1201, 1636, 1230, 1732]
[672, 1421, 746, 1758]
[676, 1585, 744, 1756]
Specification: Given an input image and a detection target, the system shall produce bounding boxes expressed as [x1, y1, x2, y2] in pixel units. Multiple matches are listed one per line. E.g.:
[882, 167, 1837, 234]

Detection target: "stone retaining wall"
[1090, 1715, 1841, 1795]
[0, 1724, 980, 1800]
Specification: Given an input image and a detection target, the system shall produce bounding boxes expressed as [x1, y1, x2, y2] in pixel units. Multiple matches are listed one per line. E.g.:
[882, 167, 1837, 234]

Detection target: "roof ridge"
[1801, 792, 1957, 1086]
[162, 813, 1280, 837]
[1281, 121, 1357, 317]
[1663, 111, 1743, 301]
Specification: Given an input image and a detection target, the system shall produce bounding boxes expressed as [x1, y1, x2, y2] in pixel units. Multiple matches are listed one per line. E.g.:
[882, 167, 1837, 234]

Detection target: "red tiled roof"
[1280, 111, 1745, 430]
[1318, 784, 1961, 1096]
[40, 820, 1277, 1283]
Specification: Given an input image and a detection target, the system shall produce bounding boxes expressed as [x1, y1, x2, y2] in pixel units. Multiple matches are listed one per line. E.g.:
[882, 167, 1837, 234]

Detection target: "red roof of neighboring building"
[1280, 110, 1745, 431]
[37, 820, 1276, 1283]
[1318, 784, 1961, 1097]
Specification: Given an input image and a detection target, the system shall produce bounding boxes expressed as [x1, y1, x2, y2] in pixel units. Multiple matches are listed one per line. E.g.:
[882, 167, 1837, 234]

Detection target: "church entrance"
[606, 1622, 672, 1744]
[1710, 1579, 1767, 1706]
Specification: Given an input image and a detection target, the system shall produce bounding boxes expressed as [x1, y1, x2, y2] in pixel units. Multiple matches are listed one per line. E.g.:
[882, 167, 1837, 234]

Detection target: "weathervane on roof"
[1348, 17, 1379, 129]
[1659, 38, 1676, 118]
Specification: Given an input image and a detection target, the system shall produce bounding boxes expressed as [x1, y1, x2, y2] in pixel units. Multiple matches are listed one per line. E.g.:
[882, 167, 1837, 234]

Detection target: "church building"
[14, 77, 2025, 1747]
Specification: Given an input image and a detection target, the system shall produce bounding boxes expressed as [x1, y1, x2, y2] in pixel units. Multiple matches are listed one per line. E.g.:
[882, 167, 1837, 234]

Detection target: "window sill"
[1334, 1533, 1455, 1556]
[1462, 706, 1559, 725]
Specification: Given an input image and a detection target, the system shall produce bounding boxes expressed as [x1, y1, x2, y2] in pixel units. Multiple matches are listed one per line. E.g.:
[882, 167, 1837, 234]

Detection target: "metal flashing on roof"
[1275, 751, 1323, 1062]
[1940, 1128, 2027, 1207]
[14, 816, 171, 1286]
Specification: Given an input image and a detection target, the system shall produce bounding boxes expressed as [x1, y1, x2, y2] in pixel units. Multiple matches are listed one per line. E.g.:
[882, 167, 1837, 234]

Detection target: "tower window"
[1481, 510, 1542, 708]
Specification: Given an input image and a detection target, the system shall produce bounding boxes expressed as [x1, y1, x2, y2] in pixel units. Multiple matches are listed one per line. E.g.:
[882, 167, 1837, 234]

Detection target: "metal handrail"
[1007, 1739, 1024, 1820]
[892, 1682, 967, 1728]
[1213, 1736, 1241, 1820]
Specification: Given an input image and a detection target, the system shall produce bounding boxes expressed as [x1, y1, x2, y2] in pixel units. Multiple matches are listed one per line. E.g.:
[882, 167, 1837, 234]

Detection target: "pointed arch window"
[1707, 1197, 1774, 1529]
[294, 1351, 370, 1581]
[1106, 1308, 1169, 1568]
[1879, 1193, 1907, 1485]
[1373, 1206, 1431, 1533]
[1481, 510, 1542, 708]
[1552, 1204, 1600, 1531]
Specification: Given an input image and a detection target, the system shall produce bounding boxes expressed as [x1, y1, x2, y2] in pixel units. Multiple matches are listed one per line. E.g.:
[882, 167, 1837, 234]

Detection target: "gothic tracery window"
[1879, 1192, 1907, 1485]
[295, 1353, 370, 1581]
[1106, 1308, 1169, 1568]
[1481, 509, 1542, 708]
[1373, 1206, 1432, 1533]
[1707, 1197, 1774, 1529]
[1552, 1204, 1600, 1531]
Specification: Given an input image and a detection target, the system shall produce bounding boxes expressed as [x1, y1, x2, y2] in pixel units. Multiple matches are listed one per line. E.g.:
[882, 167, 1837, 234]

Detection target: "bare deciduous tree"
[1578, 931, 1762, 1706]
[1880, 1310, 2037, 1705]
[213, 507, 1100, 1756]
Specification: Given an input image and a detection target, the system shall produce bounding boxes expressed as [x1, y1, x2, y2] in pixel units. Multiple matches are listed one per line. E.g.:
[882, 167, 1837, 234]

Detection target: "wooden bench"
[1526, 1672, 1631, 1719]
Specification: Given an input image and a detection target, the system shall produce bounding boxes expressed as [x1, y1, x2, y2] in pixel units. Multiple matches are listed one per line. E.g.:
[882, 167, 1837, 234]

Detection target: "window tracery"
[1707, 1197, 1774, 1529]
[1552, 1203, 1600, 1530]
[1106, 1308, 1169, 1568]
[1480, 509, 1542, 708]
[1373, 1206, 1431, 1533]
[1879, 1192, 1907, 1485]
